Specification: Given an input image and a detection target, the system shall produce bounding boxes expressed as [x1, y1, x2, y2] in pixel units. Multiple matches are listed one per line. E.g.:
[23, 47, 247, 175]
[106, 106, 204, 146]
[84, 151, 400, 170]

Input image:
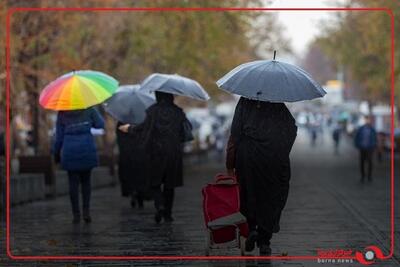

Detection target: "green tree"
[316, 0, 398, 106]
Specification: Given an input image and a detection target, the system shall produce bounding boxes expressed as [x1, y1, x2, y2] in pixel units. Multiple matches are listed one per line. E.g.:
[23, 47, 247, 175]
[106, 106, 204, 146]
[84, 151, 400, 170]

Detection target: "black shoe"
[137, 198, 144, 209]
[83, 210, 91, 223]
[258, 245, 272, 265]
[154, 209, 163, 224]
[131, 199, 136, 208]
[83, 215, 92, 223]
[245, 231, 258, 252]
[72, 214, 80, 224]
[259, 245, 271, 256]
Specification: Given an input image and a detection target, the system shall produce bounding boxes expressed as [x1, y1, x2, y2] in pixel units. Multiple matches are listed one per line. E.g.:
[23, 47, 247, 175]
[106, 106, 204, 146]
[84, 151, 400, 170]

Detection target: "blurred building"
[322, 80, 343, 106]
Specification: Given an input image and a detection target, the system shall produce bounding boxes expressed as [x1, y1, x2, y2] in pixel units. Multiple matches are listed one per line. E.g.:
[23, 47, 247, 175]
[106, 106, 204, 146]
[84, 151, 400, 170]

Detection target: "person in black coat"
[226, 97, 297, 256]
[116, 121, 145, 208]
[119, 91, 191, 223]
[53, 107, 104, 223]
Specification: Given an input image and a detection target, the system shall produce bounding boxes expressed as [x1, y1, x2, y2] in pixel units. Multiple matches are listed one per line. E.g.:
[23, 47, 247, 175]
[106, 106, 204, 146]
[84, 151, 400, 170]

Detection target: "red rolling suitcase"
[202, 174, 249, 255]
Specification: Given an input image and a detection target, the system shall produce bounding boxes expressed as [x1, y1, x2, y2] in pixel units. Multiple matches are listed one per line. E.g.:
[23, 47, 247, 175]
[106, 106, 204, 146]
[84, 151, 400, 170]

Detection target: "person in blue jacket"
[53, 107, 104, 223]
[354, 116, 377, 182]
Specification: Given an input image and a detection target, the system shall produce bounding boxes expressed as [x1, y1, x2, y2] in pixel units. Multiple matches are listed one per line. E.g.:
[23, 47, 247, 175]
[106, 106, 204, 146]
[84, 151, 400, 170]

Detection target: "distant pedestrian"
[53, 107, 104, 223]
[332, 126, 342, 154]
[226, 97, 297, 256]
[119, 92, 192, 223]
[214, 129, 227, 162]
[354, 116, 377, 182]
[310, 124, 318, 147]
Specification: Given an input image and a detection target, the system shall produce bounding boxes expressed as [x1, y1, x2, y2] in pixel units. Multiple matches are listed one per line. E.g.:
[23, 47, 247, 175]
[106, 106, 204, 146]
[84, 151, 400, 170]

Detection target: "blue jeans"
[67, 170, 91, 216]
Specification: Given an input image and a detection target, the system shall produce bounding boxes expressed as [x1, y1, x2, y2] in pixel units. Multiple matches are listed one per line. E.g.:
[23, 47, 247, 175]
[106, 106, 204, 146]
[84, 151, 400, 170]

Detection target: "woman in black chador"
[226, 97, 297, 256]
[119, 91, 191, 223]
[116, 121, 145, 208]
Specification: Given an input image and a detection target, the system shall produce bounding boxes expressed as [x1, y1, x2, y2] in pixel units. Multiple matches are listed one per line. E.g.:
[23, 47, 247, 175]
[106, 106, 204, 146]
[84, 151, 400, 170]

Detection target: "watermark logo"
[317, 249, 354, 264]
[355, 246, 384, 265]
[317, 246, 384, 265]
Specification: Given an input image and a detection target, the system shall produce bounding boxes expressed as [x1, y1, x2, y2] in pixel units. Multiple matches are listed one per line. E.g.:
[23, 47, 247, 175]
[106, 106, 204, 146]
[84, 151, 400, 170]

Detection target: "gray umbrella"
[139, 73, 210, 101]
[216, 57, 326, 102]
[104, 84, 155, 124]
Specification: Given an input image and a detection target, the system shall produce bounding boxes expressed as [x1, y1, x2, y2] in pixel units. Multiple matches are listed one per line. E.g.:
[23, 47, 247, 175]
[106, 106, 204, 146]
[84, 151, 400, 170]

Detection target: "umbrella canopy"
[39, 70, 118, 110]
[104, 84, 155, 124]
[216, 59, 326, 102]
[139, 73, 210, 101]
[116, 84, 140, 93]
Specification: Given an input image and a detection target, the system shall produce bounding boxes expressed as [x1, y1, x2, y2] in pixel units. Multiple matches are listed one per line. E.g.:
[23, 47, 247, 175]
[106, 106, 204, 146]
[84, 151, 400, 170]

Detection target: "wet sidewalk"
[2, 129, 399, 266]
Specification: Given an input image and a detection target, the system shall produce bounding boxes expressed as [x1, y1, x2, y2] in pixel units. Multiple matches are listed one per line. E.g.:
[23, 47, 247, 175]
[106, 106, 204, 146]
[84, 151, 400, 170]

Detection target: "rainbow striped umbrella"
[39, 70, 119, 111]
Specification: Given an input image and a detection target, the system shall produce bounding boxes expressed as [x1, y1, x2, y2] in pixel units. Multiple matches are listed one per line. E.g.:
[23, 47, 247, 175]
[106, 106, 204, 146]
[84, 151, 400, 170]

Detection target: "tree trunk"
[37, 106, 50, 155]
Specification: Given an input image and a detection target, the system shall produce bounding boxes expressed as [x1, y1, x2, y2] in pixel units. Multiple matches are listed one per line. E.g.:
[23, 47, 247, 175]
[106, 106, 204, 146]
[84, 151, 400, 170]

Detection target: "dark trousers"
[152, 185, 174, 217]
[360, 149, 373, 180]
[67, 170, 92, 216]
[132, 191, 144, 205]
[248, 219, 273, 247]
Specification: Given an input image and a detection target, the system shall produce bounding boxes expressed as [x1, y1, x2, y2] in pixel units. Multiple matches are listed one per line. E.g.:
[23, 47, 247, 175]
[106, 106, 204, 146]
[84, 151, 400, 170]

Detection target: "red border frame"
[4, 6, 396, 264]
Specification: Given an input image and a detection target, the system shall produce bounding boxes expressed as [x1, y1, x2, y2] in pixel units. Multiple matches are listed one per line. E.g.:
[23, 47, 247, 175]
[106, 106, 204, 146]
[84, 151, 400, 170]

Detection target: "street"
[2, 129, 399, 267]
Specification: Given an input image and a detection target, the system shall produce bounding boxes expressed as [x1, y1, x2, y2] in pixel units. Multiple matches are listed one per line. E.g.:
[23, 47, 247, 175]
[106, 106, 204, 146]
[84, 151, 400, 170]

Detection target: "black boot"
[130, 195, 136, 208]
[163, 188, 174, 222]
[137, 194, 144, 209]
[245, 231, 258, 252]
[154, 209, 163, 224]
[258, 245, 272, 265]
[259, 245, 271, 256]
[163, 210, 174, 222]
[83, 210, 91, 223]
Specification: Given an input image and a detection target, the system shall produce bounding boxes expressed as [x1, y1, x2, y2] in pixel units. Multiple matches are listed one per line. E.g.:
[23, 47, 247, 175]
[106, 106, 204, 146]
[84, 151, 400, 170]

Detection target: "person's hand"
[227, 169, 235, 177]
[118, 124, 130, 133]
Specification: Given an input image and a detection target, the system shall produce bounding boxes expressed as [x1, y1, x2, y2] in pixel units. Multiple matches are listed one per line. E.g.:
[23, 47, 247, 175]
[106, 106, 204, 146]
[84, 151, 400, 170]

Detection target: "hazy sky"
[269, 0, 343, 57]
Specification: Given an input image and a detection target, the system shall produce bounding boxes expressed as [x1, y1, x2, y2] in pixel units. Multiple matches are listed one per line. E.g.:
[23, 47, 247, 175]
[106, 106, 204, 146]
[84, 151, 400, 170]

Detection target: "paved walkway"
[1, 129, 399, 266]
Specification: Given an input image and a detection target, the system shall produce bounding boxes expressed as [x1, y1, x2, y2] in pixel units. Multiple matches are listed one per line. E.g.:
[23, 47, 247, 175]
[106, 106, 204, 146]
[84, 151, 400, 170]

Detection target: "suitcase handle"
[215, 173, 237, 184]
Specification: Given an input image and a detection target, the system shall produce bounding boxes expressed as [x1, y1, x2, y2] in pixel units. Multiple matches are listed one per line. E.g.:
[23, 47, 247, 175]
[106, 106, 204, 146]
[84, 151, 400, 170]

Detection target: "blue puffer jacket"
[53, 108, 104, 171]
[354, 124, 377, 150]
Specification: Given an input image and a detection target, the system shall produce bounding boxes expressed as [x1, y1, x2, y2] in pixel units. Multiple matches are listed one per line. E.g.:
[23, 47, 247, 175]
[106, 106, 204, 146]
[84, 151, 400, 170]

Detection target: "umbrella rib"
[230, 62, 262, 96]
[287, 64, 318, 101]
[77, 77, 106, 106]
[277, 62, 296, 102]
[80, 70, 119, 91]
[257, 62, 275, 101]
[292, 65, 326, 95]
[40, 75, 71, 107]
[142, 74, 169, 94]
[55, 77, 75, 110]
